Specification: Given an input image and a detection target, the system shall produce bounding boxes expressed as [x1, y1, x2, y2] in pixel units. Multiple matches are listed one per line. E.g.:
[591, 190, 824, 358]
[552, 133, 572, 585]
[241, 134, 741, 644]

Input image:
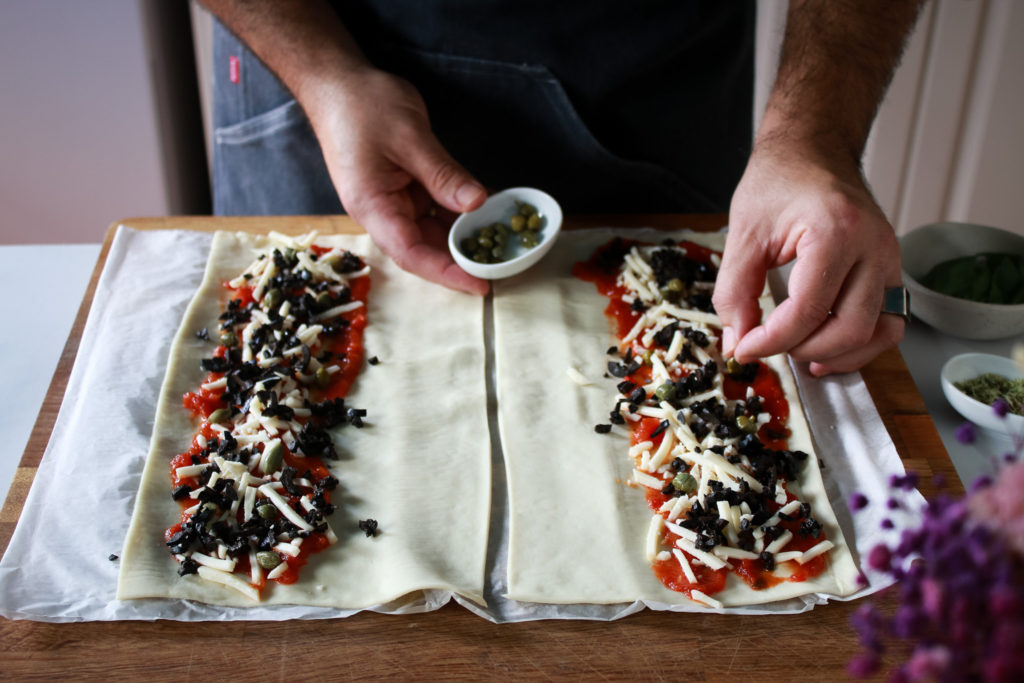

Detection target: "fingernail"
[455, 182, 485, 209]
[722, 326, 736, 356]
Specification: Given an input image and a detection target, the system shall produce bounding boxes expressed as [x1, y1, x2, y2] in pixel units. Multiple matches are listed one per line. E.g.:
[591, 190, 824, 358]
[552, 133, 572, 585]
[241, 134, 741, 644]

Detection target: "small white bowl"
[448, 187, 563, 280]
[940, 352, 1024, 434]
[900, 222, 1024, 340]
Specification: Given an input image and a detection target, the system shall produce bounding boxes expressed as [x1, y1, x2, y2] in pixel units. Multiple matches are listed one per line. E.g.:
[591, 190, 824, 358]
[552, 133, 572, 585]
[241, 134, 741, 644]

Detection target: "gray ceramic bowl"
[900, 222, 1024, 340]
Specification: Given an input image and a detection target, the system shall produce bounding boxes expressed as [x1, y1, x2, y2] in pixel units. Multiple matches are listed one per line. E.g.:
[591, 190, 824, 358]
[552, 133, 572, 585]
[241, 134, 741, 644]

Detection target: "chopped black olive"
[606, 346, 619, 356]
[368, 356, 380, 365]
[760, 551, 776, 572]
[177, 557, 199, 576]
[108, 554, 119, 561]
[195, 328, 209, 341]
[358, 518, 379, 537]
[172, 484, 192, 501]
[628, 386, 647, 404]
[594, 424, 612, 434]
[630, 299, 647, 312]
[800, 517, 823, 538]
[617, 380, 637, 395]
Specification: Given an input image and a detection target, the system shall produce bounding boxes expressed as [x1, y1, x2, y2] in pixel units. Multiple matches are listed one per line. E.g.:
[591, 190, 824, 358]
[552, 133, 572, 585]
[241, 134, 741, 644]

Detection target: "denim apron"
[212, 1, 754, 216]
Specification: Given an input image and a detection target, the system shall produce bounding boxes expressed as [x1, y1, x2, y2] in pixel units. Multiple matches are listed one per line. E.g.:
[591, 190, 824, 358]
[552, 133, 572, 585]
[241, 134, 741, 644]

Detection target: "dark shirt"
[332, 1, 755, 212]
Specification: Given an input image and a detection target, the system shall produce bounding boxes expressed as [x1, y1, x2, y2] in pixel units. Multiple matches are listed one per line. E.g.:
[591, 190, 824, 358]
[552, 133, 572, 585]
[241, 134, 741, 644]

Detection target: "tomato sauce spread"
[576, 237, 831, 606]
[166, 234, 371, 600]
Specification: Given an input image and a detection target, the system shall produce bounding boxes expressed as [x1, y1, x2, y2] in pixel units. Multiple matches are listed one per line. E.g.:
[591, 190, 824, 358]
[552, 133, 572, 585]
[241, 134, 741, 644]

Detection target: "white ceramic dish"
[448, 187, 563, 280]
[900, 221, 1024, 340]
[940, 352, 1024, 434]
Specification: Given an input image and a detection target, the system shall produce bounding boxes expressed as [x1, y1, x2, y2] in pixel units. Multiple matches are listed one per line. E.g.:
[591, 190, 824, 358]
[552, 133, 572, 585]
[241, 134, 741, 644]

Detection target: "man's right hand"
[201, 0, 489, 295]
[307, 67, 489, 295]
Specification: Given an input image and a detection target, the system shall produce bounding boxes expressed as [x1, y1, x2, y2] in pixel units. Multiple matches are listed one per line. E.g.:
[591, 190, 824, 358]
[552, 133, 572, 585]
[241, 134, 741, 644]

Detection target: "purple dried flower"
[994, 398, 1010, 417]
[849, 492, 869, 511]
[867, 543, 892, 572]
[906, 646, 951, 681]
[887, 497, 901, 510]
[955, 421, 976, 444]
[880, 518, 895, 530]
[846, 652, 880, 678]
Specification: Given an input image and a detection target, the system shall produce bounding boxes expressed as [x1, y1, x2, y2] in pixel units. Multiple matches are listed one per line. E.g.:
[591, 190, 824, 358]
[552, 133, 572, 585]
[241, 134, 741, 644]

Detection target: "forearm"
[199, 0, 370, 119]
[760, 0, 925, 168]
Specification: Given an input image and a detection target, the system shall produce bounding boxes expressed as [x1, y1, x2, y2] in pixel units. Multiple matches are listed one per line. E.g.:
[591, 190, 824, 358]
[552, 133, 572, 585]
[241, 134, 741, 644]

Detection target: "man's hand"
[308, 68, 489, 295]
[714, 0, 923, 375]
[201, 0, 489, 295]
[714, 140, 905, 376]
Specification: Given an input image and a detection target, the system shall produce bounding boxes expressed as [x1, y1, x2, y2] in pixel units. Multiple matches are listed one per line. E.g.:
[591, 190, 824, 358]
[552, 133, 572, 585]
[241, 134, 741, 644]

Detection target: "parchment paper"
[0, 226, 922, 622]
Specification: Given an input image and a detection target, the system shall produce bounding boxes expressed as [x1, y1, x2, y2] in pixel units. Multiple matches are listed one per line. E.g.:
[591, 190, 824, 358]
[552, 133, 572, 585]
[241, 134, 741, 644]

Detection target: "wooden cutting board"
[0, 215, 957, 681]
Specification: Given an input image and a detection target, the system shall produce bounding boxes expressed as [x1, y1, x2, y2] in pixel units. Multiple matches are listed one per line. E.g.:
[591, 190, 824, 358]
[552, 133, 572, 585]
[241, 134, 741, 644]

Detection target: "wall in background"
[757, 0, 1024, 236]
[0, 0, 207, 245]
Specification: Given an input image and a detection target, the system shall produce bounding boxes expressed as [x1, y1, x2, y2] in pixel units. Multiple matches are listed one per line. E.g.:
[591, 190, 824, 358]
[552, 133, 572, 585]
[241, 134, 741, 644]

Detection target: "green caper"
[315, 366, 331, 388]
[260, 440, 284, 474]
[461, 237, 478, 253]
[316, 291, 333, 309]
[477, 236, 494, 249]
[218, 331, 238, 347]
[518, 201, 538, 217]
[494, 231, 507, 246]
[654, 382, 677, 402]
[284, 247, 297, 264]
[494, 223, 508, 236]
[672, 471, 698, 494]
[491, 246, 503, 259]
[256, 551, 282, 570]
[640, 349, 653, 365]
[666, 278, 684, 293]
[264, 288, 283, 310]
[726, 358, 742, 375]
[473, 250, 490, 263]
[736, 414, 758, 434]
[208, 407, 232, 424]
[520, 233, 539, 248]
[479, 225, 495, 238]
[256, 503, 279, 520]
[526, 214, 543, 231]
[509, 214, 527, 232]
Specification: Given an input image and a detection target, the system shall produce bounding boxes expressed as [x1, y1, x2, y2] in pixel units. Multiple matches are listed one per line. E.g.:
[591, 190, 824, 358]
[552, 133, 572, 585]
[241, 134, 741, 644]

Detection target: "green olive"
[666, 278, 684, 293]
[461, 237, 478, 253]
[315, 366, 331, 388]
[256, 551, 282, 570]
[256, 503, 279, 520]
[509, 215, 527, 232]
[654, 382, 677, 402]
[526, 214, 543, 231]
[477, 236, 494, 249]
[218, 331, 238, 347]
[479, 225, 495, 239]
[208, 408, 232, 424]
[260, 441, 284, 474]
[264, 288, 283, 310]
[316, 291, 333, 309]
[518, 202, 538, 217]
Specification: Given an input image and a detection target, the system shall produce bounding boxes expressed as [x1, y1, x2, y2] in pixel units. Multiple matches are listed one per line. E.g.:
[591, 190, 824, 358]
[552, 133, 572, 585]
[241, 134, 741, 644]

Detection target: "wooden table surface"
[0, 215, 958, 681]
